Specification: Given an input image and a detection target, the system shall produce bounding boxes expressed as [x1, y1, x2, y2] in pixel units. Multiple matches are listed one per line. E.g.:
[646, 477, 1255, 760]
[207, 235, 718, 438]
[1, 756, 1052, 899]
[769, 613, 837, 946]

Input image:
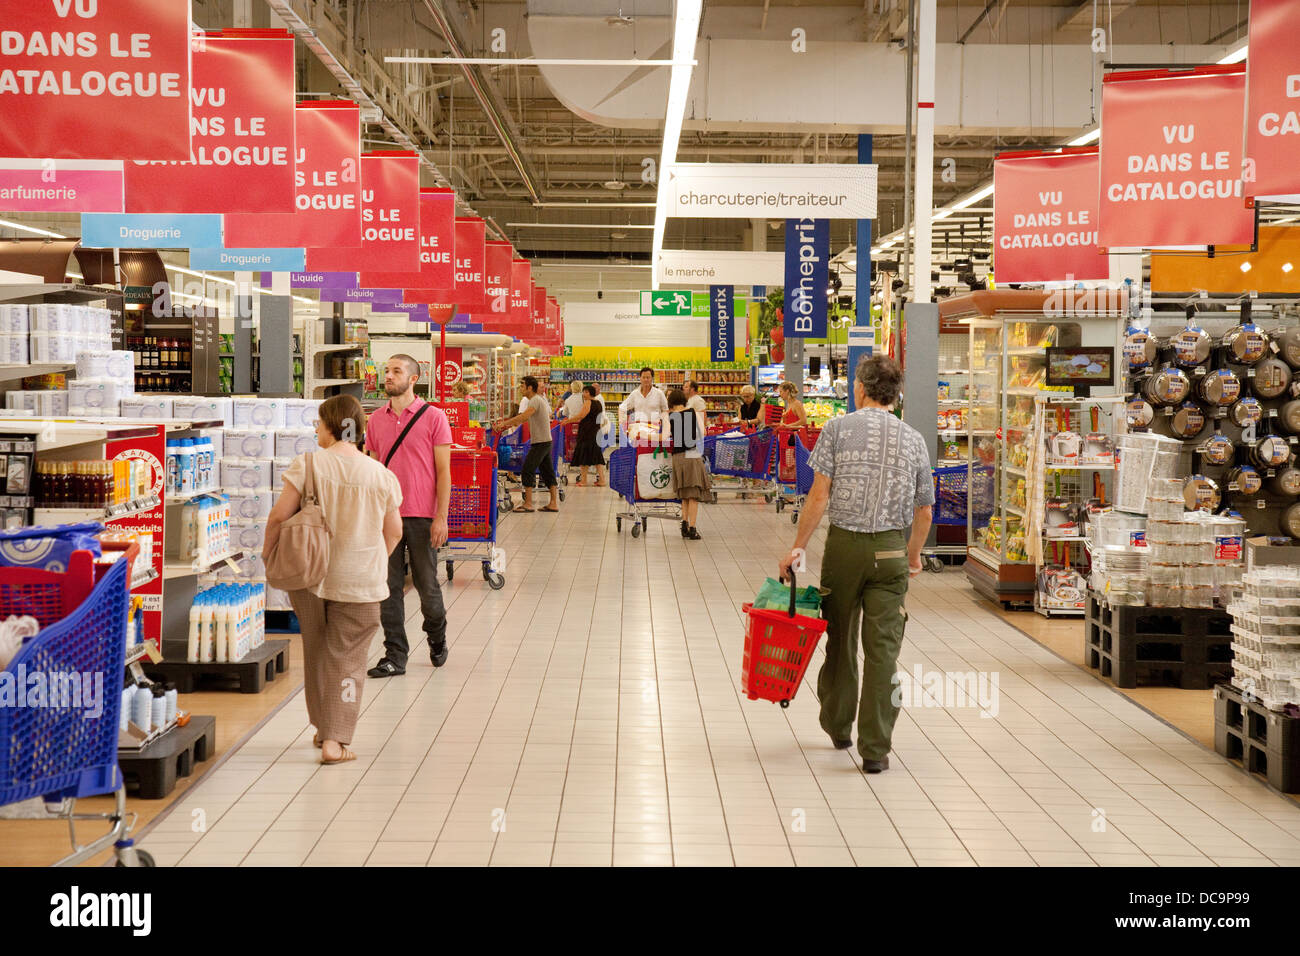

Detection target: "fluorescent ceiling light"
[1066, 128, 1100, 147]
[535, 202, 656, 209]
[0, 217, 64, 238]
[952, 183, 995, 211]
[1283, 262, 1294, 273]
[506, 222, 654, 230]
[1218, 42, 1248, 64]
[1241, 262, 1253, 273]
[651, 0, 703, 291]
[385, 57, 695, 67]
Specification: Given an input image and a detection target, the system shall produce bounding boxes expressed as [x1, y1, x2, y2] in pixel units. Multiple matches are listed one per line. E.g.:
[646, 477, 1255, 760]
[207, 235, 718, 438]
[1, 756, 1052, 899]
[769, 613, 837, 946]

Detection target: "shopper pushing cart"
[492, 374, 561, 513]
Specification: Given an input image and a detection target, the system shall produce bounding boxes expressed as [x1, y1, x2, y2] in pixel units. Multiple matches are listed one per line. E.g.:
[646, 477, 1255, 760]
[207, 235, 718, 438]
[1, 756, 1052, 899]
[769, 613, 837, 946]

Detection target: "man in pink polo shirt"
[364, 354, 453, 677]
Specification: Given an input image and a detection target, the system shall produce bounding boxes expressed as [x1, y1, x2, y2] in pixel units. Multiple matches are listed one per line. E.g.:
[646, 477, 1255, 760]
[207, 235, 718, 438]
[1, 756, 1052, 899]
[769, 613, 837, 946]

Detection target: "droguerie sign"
[0, 0, 193, 160]
[306, 151, 421, 271]
[993, 149, 1107, 283]
[223, 100, 361, 249]
[1245, 0, 1300, 199]
[1099, 68, 1253, 249]
[124, 31, 294, 214]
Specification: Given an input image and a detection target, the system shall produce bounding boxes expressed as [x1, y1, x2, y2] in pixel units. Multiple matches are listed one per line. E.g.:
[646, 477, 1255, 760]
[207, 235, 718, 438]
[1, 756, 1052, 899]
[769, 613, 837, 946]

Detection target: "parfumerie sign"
[666, 163, 877, 220]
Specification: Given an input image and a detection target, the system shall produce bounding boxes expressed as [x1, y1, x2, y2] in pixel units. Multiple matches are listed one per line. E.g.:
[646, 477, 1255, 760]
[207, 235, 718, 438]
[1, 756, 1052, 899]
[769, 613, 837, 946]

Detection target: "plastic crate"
[448, 449, 496, 540]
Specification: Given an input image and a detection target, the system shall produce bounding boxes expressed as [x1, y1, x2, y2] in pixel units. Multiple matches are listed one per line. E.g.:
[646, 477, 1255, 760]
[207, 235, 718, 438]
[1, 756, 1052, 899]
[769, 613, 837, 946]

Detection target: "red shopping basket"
[448, 448, 495, 539]
[764, 403, 784, 426]
[776, 427, 799, 483]
[740, 571, 827, 707]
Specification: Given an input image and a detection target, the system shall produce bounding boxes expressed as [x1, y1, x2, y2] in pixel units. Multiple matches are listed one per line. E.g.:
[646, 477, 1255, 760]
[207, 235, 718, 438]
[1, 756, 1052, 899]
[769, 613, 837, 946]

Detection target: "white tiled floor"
[142, 485, 1300, 866]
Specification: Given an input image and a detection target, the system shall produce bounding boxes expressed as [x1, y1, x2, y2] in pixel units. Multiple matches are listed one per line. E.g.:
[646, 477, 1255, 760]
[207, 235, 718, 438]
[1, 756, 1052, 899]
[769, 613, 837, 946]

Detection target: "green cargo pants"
[816, 524, 910, 761]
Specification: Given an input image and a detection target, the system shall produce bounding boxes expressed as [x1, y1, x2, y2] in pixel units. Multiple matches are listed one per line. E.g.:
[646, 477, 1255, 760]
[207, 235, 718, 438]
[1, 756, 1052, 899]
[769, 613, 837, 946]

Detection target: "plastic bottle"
[198, 596, 215, 663]
[120, 685, 136, 732]
[165, 440, 179, 495]
[194, 498, 210, 565]
[222, 590, 239, 663]
[214, 587, 229, 664]
[187, 595, 203, 663]
[150, 686, 166, 731]
[179, 439, 195, 495]
[178, 500, 196, 560]
[164, 683, 178, 725]
[131, 680, 152, 732]
[196, 437, 212, 491]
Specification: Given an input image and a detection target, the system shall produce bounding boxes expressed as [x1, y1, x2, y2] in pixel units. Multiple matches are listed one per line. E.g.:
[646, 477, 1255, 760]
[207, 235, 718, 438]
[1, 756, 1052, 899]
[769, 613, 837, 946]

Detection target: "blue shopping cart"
[920, 463, 993, 572]
[609, 443, 681, 538]
[767, 429, 817, 524]
[702, 426, 776, 501]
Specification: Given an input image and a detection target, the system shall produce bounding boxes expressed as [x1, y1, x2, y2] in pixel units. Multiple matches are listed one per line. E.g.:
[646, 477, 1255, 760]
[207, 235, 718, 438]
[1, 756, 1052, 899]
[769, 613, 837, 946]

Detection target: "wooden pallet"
[146, 639, 290, 694]
[118, 715, 216, 800]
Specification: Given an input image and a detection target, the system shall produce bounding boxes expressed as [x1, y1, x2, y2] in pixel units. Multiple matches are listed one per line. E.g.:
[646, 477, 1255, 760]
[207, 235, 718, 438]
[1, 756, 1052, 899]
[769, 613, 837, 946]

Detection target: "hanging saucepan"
[1222, 323, 1270, 366]
[1144, 366, 1191, 406]
[1126, 396, 1155, 429]
[1122, 326, 1158, 371]
[1270, 466, 1300, 497]
[1227, 465, 1264, 496]
[1172, 324, 1212, 368]
[1201, 432, 1235, 466]
[1197, 367, 1242, 406]
[1278, 326, 1300, 370]
[1283, 502, 1300, 539]
[1229, 396, 1264, 429]
[1252, 434, 1292, 469]
[1253, 355, 1293, 399]
[1279, 399, 1300, 435]
[1170, 401, 1207, 440]
[1183, 474, 1221, 512]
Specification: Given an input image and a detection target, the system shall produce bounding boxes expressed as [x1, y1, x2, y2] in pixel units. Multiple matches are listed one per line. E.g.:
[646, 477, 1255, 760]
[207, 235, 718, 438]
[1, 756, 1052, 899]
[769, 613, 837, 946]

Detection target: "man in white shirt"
[618, 366, 669, 439]
[560, 380, 585, 420]
[684, 379, 708, 433]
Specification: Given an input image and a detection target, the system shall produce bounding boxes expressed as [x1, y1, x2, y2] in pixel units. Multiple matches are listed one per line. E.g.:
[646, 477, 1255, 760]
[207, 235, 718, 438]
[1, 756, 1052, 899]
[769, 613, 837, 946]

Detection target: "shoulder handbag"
[384, 402, 432, 466]
[265, 452, 332, 591]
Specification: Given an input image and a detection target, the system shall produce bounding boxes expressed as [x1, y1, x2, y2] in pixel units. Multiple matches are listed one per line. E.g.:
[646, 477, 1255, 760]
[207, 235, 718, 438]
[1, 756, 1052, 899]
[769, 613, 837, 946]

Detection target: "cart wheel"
[559, 488, 566, 502]
[117, 849, 155, 867]
[446, 560, 455, 581]
[631, 523, 641, 538]
[487, 571, 505, 590]
[779, 699, 790, 709]
[712, 492, 719, 504]
[791, 512, 798, 525]
[560, 473, 568, 486]
[616, 517, 623, 531]
[764, 493, 773, 503]
[776, 498, 784, 512]
[926, 555, 945, 573]
[481, 562, 491, 581]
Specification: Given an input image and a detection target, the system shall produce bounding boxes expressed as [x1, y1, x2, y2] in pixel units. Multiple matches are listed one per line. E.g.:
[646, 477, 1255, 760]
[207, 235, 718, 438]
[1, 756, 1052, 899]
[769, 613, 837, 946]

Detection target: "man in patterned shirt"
[778, 354, 934, 774]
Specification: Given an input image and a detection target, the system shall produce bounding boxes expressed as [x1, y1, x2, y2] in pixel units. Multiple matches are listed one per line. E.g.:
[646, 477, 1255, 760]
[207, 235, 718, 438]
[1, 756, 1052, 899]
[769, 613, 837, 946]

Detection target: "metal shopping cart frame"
[703, 425, 775, 502]
[921, 462, 993, 572]
[608, 442, 681, 538]
[438, 447, 506, 589]
[766, 427, 818, 524]
[0, 543, 153, 866]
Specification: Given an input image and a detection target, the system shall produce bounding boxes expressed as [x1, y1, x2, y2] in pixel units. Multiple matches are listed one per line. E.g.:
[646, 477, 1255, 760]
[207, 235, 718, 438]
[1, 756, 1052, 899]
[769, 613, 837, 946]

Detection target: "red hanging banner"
[124, 30, 294, 214]
[510, 259, 532, 332]
[0, 0, 194, 160]
[1099, 67, 1254, 250]
[1245, 0, 1300, 200]
[305, 151, 421, 271]
[403, 217, 485, 307]
[532, 284, 548, 341]
[993, 148, 1107, 283]
[468, 241, 516, 331]
[358, 187, 456, 290]
[223, 100, 361, 249]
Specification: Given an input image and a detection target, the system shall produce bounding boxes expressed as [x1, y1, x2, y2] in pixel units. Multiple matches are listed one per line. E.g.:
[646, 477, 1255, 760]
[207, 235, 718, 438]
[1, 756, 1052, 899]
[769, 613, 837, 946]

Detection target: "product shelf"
[0, 362, 77, 382]
[32, 493, 161, 527]
[164, 549, 245, 579]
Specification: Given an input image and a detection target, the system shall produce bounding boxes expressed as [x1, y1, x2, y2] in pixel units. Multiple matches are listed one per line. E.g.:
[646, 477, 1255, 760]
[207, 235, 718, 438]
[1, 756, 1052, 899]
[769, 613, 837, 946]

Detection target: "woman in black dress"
[570, 385, 607, 486]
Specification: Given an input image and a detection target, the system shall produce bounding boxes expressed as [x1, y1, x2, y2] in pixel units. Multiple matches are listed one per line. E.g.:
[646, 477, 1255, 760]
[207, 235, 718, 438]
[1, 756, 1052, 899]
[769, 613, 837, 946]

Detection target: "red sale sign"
[305, 151, 421, 271]
[1245, 0, 1300, 199]
[224, 100, 361, 249]
[0, 0, 193, 160]
[532, 284, 548, 339]
[358, 188, 456, 291]
[403, 217, 486, 308]
[124, 31, 295, 214]
[510, 259, 531, 331]
[1099, 67, 1254, 250]
[468, 241, 515, 330]
[993, 148, 1107, 283]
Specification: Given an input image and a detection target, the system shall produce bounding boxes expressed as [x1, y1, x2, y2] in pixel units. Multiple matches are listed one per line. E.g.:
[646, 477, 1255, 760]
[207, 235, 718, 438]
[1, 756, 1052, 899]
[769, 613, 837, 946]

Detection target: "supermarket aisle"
[139, 487, 1300, 867]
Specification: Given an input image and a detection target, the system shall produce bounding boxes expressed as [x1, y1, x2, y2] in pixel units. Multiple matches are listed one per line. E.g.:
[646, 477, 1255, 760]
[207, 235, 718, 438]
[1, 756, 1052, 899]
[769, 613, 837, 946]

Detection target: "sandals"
[320, 745, 357, 765]
[540, 506, 560, 512]
[313, 734, 322, 749]
[516, 507, 536, 513]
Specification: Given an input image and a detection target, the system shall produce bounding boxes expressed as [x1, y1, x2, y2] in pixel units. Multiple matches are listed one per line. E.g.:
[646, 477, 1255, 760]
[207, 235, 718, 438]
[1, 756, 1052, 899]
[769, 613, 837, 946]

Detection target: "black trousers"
[379, 516, 447, 668]
[521, 440, 557, 489]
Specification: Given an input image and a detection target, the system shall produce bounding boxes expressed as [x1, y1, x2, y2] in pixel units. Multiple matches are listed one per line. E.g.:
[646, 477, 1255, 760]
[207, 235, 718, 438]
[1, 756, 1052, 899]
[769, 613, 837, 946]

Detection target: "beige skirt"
[672, 454, 712, 501]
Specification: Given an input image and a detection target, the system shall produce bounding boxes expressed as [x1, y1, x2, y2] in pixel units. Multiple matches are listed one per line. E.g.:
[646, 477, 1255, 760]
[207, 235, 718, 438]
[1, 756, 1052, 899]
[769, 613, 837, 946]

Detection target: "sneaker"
[861, 756, 889, 774]
[366, 659, 405, 679]
[430, 641, 449, 668]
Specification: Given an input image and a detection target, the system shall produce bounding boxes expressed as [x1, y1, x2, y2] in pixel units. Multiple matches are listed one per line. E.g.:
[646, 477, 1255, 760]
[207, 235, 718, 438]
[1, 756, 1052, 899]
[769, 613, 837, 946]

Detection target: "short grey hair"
[856, 354, 903, 406]
[389, 353, 420, 378]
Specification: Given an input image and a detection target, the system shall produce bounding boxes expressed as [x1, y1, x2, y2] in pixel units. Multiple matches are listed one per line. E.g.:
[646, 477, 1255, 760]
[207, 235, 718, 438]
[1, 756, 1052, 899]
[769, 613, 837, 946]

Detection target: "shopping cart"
[608, 442, 681, 538]
[549, 421, 577, 487]
[921, 463, 993, 572]
[439, 447, 504, 589]
[702, 426, 774, 501]
[740, 570, 828, 708]
[0, 542, 152, 865]
[767, 427, 818, 524]
[488, 425, 529, 514]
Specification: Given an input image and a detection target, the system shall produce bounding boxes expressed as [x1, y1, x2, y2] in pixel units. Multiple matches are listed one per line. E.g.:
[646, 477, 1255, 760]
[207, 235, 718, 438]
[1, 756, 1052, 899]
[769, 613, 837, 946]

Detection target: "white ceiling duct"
[440, 333, 514, 349]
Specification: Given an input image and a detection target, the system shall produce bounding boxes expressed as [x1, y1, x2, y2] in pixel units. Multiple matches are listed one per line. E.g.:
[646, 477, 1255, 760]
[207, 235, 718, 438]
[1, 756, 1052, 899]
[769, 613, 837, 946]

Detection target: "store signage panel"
[257, 271, 356, 289]
[509, 258, 531, 325]
[1245, 0, 1300, 200]
[223, 101, 362, 249]
[1099, 68, 1254, 250]
[318, 286, 402, 304]
[81, 212, 222, 248]
[371, 301, 431, 322]
[124, 32, 295, 214]
[466, 241, 516, 331]
[639, 290, 693, 317]
[784, 217, 829, 339]
[709, 284, 734, 362]
[190, 247, 305, 271]
[106, 424, 166, 642]
[666, 163, 877, 220]
[358, 188, 457, 291]
[305, 151, 421, 272]
[0, 158, 124, 212]
[656, 249, 786, 287]
[0, 0, 193, 160]
[993, 149, 1108, 283]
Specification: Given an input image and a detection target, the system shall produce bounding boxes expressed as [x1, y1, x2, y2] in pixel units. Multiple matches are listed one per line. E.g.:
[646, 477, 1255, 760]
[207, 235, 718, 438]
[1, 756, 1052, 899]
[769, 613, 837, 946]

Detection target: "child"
[666, 388, 711, 539]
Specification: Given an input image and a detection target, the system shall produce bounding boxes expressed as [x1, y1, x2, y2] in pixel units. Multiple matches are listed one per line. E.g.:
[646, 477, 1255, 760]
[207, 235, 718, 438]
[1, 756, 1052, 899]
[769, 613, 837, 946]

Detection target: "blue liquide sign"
[783, 217, 829, 339]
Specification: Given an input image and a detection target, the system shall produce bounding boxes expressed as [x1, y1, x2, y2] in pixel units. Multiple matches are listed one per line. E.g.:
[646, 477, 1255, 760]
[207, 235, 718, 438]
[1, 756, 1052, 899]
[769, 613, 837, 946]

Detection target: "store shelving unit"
[303, 317, 366, 399]
[549, 365, 752, 419]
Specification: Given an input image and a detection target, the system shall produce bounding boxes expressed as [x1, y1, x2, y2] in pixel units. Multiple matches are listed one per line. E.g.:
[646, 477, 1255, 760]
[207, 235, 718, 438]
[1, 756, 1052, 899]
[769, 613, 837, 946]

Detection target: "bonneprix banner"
[709, 284, 734, 362]
[993, 148, 1107, 283]
[1245, 0, 1300, 200]
[0, 0, 193, 160]
[124, 30, 295, 214]
[1099, 66, 1253, 250]
[306, 150, 421, 272]
[223, 100, 361, 250]
[783, 217, 829, 339]
[666, 163, 876, 220]
[656, 249, 785, 287]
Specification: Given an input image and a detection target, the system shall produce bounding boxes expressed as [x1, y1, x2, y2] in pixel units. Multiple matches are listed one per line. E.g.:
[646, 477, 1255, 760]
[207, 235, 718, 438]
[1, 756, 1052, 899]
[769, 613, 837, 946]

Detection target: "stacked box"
[275, 429, 315, 459]
[172, 396, 233, 426]
[225, 429, 275, 459]
[1228, 566, 1300, 711]
[119, 396, 174, 418]
[221, 458, 273, 491]
[226, 489, 273, 520]
[231, 397, 287, 429]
